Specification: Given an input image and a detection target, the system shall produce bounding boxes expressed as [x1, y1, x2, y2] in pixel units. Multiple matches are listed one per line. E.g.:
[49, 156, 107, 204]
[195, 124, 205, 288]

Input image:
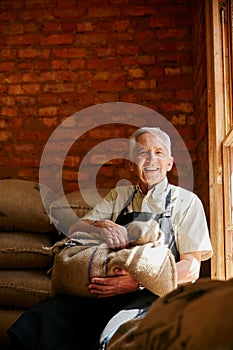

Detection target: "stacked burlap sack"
[0, 179, 57, 348]
[106, 278, 233, 350]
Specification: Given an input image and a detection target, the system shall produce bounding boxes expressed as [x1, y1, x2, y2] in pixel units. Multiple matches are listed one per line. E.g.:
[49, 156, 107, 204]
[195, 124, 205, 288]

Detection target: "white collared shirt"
[83, 178, 213, 261]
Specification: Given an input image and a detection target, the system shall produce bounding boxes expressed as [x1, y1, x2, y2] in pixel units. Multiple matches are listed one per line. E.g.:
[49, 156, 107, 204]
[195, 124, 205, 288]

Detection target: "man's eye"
[138, 150, 148, 156]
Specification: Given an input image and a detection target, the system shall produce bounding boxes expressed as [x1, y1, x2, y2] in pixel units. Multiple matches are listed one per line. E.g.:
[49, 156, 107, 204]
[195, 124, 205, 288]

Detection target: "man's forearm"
[176, 252, 201, 285]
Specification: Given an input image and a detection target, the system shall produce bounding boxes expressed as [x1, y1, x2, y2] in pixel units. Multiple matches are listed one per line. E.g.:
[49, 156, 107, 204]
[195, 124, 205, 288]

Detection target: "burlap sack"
[0, 232, 53, 269]
[49, 188, 110, 235]
[51, 219, 177, 298]
[0, 270, 51, 308]
[0, 179, 55, 233]
[0, 308, 24, 349]
[107, 278, 233, 350]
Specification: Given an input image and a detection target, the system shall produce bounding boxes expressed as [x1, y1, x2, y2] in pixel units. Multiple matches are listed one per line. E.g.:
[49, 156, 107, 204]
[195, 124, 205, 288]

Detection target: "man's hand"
[68, 219, 96, 236]
[68, 219, 128, 249]
[88, 269, 139, 298]
[93, 220, 129, 249]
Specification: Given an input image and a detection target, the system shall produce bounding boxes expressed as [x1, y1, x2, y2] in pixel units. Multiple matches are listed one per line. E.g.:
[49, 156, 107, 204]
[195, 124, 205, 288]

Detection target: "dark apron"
[99, 187, 180, 349]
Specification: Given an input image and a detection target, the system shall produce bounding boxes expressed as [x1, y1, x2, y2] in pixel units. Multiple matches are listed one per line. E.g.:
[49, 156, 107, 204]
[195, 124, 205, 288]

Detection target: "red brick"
[23, 22, 38, 32]
[0, 96, 15, 106]
[1, 107, 18, 117]
[22, 73, 40, 83]
[121, 57, 137, 66]
[156, 29, 189, 40]
[96, 47, 116, 57]
[33, 61, 50, 70]
[135, 31, 154, 42]
[87, 8, 121, 17]
[0, 120, 6, 128]
[52, 60, 69, 69]
[160, 102, 193, 113]
[53, 48, 86, 58]
[8, 85, 24, 95]
[61, 22, 77, 32]
[58, 71, 77, 81]
[7, 34, 40, 45]
[42, 22, 60, 33]
[15, 96, 36, 105]
[69, 59, 85, 70]
[92, 81, 125, 91]
[17, 169, 34, 179]
[63, 155, 80, 167]
[117, 45, 138, 55]
[1, 48, 17, 59]
[22, 84, 41, 94]
[176, 89, 194, 100]
[123, 6, 156, 16]
[18, 48, 50, 58]
[165, 67, 182, 76]
[40, 117, 58, 128]
[62, 169, 78, 181]
[128, 68, 144, 79]
[127, 79, 156, 89]
[114, 20, 130, 31]
[57, 0, 76, 7]
[109, 33, 133, 42]
[43, 83, 75, 93]
[17, 62, 33, 70]
[41, 34, 74, 45]
[79, 33, 108, 45]
[77, 22, 94, 32]
[38, 107, 58, 117]
[0, 131, 12, 142]
[5, 75, 21, 83]
[0, 62, 15, 71]
[150, 17, 175, 28]
[24, 0, 56, 8]
[53, 8, 85, 19]
[8, 118, 23, 128]
[137, 56, 155, 66]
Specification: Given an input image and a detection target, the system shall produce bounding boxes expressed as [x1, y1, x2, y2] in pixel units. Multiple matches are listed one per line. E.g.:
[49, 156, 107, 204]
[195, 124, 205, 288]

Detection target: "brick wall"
[191, 0, 210, 278]
[0, 0, 196, 196]
[191, 0, 209, 217]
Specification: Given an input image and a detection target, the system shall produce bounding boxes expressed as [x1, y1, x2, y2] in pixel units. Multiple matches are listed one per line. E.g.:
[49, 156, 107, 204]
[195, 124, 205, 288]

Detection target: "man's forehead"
[135, 133, 168, 149]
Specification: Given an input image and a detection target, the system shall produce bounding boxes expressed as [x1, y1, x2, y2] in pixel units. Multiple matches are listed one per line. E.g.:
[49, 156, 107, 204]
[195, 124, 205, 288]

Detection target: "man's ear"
[167, 156, 174, 172]
[128, 160, 135, 172]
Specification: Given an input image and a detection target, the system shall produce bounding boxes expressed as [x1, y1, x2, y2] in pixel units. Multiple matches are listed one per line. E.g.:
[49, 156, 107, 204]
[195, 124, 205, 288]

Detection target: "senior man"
[8, 127, 213, 350]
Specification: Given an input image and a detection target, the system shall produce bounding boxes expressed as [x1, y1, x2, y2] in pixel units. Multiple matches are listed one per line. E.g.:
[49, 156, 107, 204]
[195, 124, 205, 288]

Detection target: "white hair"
[129, 127, 172, 159]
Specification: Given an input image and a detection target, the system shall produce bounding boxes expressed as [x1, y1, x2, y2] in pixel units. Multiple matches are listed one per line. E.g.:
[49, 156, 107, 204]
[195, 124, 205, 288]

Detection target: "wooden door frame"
[205, 0, 232, 279]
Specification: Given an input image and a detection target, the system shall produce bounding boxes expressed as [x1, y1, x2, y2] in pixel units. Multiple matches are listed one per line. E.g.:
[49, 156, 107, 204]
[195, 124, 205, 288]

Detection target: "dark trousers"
[8, 291, 157, 350]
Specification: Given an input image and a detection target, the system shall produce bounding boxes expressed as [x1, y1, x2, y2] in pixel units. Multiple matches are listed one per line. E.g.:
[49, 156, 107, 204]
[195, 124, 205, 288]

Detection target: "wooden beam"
[205, 0, 227, 279]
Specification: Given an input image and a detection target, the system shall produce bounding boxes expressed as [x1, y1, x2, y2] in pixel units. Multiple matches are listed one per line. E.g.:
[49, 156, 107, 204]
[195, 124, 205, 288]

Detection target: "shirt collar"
[136, 177, 169, 213]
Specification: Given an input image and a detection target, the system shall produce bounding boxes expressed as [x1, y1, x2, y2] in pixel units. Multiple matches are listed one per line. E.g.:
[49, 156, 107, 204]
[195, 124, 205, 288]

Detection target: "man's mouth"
[143, 166, 159, 172]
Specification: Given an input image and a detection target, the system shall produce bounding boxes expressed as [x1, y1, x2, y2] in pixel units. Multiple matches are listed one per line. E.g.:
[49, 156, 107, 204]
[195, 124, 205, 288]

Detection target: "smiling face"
[131, 132, 174, 193]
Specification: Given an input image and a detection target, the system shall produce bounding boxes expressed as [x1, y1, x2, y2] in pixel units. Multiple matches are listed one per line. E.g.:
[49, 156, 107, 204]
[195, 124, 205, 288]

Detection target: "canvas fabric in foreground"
[106, 278, 233, 350]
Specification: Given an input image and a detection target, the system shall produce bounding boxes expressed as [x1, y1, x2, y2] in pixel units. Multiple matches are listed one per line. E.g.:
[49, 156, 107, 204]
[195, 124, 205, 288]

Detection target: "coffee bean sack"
[0, 179, 55, 233]
[0, 232, 53, 269]
[0, 308, 24, 348]
[49, 188, 110, 235]
[51, 220, 177, 298]
[107, 278, 233, 350]
[0, 270, 51, 308]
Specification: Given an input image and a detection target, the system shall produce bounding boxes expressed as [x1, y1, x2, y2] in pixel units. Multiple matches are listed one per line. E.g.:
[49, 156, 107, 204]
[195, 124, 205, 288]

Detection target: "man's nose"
[148, 151, 157, 161]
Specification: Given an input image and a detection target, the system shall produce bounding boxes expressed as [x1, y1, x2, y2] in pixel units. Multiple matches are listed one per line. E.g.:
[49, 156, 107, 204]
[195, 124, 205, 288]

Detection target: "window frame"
[206, 0, 233, 279]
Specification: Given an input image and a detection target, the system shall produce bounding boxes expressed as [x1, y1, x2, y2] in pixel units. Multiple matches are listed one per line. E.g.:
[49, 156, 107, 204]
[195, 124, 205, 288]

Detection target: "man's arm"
[176, 251, 202, 285]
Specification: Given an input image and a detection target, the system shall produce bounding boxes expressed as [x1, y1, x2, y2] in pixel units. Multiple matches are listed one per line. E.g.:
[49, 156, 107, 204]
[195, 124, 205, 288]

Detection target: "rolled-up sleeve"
[173, 192, 213, 261]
